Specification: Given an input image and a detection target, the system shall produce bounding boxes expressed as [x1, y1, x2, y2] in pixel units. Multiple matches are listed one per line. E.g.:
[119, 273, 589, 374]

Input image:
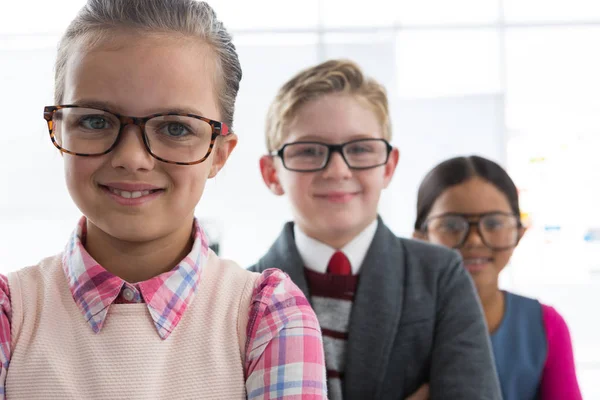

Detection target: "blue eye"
[346, 145, 373, 154]
[80, 115, 110, 130]
[288, 145, 326, 158]
[299, 148, 318, 156]
[164, 123, 190, 137]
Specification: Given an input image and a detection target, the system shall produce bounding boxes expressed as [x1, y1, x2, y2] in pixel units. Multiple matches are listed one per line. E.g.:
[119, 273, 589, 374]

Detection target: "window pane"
[504, 0, 600, 22]
[505, 27, 600, 135]
[397, 0, 498, 24]
[235, 33, 319, 95]
[323, 32, 397, 96]
[379, 94, 505, 237]
[1, 1, 84, 35]
[322, 0, 498, 27]
[321, 0, 397, 28]
[197, 32, 318, 267]
[0, 217, 80, 272]
[505, 26, 599, 400]
[0, 48, 60, 215]
[211, 0, 319, 30]
[396, 30, 501, 98]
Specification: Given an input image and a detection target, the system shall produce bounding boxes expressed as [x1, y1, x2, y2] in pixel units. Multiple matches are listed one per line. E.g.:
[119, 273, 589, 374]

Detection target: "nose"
[109, 125, 155, 172]
[321, 151, 352, 180]
[462, 224, 485, 248]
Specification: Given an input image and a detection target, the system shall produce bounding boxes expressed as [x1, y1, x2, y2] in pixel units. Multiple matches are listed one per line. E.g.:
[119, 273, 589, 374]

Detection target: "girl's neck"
[478, 287, 505, 334]
[84, 219, 195, 283]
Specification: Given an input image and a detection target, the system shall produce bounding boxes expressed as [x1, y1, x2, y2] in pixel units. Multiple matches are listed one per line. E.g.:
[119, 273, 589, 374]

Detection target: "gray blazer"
[248, 218, 502, 400]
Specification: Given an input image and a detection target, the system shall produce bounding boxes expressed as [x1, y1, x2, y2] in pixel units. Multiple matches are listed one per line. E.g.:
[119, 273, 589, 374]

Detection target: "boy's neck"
[84, 219, 195, 283]
[297, 219, 377, 250]
[318, 236, 353, 251]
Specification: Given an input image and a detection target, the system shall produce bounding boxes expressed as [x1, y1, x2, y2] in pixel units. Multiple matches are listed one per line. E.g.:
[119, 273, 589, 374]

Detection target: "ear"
[208, 134, 237, 178]
[259, 154, 285, 196]
[413, 230, 427, 241]
[383, 147, 400, 188]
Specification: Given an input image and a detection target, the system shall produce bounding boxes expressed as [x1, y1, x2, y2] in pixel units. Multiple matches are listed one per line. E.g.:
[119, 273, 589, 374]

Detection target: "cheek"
[168, 165, 210, 200]
[358, 170, 385, 195]
[493, 249, 514, 271]
[435, 236, 456, 248]
[64, 157, 101, 191]
[281, 172, 311, 196]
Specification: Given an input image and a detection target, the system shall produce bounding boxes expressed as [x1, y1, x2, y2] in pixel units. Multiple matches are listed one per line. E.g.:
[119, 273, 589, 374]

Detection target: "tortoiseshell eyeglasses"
[43, 105, 231, 165]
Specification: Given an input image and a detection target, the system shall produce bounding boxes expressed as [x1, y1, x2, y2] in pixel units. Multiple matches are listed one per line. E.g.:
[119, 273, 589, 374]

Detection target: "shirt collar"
[294, 219, 378, 275]
[62, 216, 209, 340]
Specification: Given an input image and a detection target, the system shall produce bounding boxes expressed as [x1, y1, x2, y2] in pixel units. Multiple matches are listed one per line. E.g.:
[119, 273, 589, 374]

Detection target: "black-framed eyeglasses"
[421, 212, 522, 251]
[271, 138, 392, 172]
[44, 105, 231, 165]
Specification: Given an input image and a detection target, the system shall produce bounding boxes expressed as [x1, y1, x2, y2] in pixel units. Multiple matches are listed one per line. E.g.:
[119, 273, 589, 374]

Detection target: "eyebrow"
[70, 99, 206, 117]
[290, 134, 381, 143]
[432, 212, 515, 218]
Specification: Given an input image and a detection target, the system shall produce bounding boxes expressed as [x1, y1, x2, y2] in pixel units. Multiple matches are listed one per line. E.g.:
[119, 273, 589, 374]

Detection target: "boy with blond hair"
[249, 59, 501, 400]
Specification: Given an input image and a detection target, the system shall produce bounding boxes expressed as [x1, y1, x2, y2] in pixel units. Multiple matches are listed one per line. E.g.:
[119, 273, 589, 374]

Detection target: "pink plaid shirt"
[0, 218, 326, 399]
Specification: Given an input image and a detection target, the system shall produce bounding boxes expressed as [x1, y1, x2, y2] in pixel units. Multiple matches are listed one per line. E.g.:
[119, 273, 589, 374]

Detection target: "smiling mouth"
[100, 185, 164, 199]
[462, 257, 494, 273]
[463, 257, 494, 265]
[315, 190, 360, 197]
[315, 192, 359, 203]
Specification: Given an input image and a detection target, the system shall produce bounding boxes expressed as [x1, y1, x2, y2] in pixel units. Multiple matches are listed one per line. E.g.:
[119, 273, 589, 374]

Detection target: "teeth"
[465, 258, 490, 265]
[109, 188, 152, 199]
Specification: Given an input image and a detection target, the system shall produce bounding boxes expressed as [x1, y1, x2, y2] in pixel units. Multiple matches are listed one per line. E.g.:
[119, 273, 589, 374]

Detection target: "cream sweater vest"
[6, 251, 260, 399]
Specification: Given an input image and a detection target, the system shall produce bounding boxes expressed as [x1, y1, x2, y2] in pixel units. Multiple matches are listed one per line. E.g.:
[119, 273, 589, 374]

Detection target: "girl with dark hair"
[414, 155, 582, 400]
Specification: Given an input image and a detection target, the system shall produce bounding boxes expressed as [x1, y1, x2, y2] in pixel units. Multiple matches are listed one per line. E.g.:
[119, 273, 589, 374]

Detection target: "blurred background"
[1, 0, 599, 396]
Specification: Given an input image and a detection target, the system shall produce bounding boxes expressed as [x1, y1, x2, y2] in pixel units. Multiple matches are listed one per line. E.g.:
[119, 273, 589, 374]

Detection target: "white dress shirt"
[294, 219, 378, 275]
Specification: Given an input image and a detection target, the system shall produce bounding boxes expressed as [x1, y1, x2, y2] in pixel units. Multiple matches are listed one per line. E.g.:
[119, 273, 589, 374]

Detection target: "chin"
[116, 227, 162, 242]
[472, 274, 497, 288]
[93, 216, 166, 242]
[321, 218, 364, 236]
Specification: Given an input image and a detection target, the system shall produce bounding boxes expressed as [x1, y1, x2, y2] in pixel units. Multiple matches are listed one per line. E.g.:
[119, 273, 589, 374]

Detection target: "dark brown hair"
[415, 155, 521, 231]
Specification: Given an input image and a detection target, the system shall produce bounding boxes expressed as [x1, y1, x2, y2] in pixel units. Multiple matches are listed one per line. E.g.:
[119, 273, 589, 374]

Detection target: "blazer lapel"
[344, 219, 406, 400]
[255, 222, 311, 299]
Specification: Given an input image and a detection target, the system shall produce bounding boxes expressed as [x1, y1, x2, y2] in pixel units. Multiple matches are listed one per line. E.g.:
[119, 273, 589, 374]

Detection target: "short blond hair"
[265, 59, 391, 152]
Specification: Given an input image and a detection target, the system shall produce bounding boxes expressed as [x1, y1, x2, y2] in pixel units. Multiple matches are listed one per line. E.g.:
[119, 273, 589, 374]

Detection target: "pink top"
[540, 304, 583, 399]
[0, 217, 327, 399]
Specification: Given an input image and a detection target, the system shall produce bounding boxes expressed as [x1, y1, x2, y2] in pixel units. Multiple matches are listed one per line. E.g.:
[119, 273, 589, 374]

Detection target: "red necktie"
[327, 251, 352, 276]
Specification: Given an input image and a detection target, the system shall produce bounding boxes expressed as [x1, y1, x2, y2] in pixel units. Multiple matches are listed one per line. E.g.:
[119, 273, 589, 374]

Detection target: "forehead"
[62, 32, 220, 118]
[430, 177, 514, 215]
[284, 94, 384, 144]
